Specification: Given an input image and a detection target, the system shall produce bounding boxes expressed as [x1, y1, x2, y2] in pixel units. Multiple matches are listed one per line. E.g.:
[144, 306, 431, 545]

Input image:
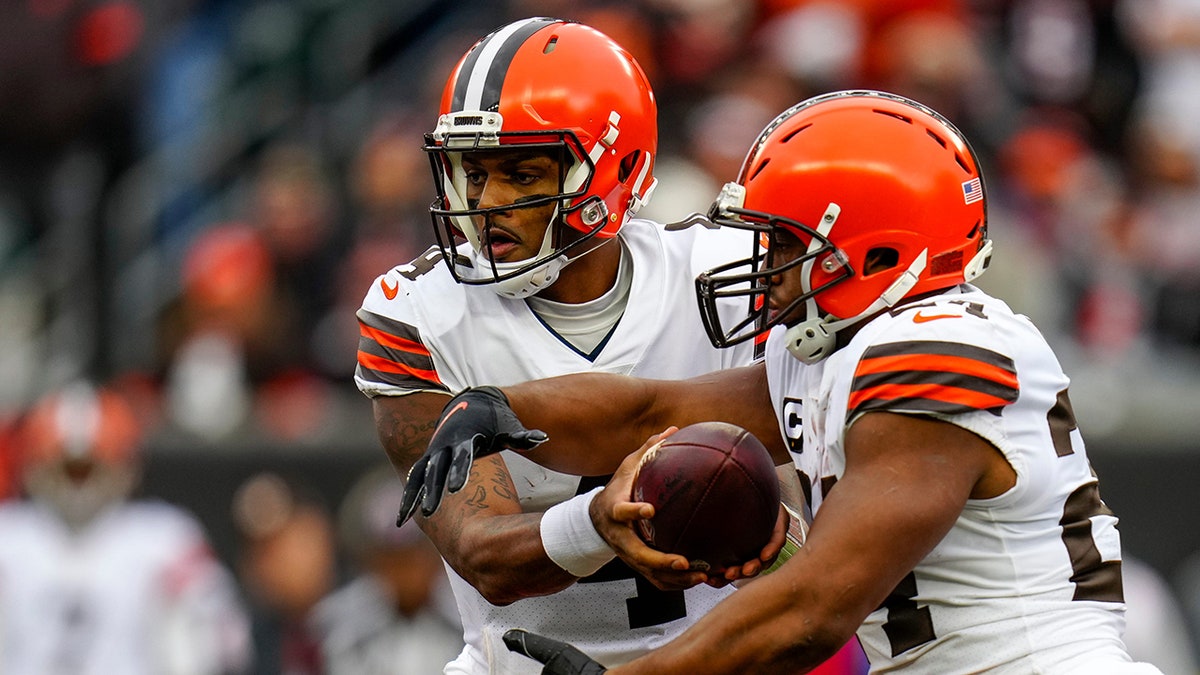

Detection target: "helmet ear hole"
[864, 247, 899, 275]
[618, 150, 640, 183]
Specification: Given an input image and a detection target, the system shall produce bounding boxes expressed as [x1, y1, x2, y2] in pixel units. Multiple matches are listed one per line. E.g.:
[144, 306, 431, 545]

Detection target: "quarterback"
[351, 17, 853, 675]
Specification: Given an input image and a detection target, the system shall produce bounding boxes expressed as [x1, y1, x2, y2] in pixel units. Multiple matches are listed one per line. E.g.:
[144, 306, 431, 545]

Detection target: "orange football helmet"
[696, 90, 993, 363]
[425, 17, 658, 298]
[17, 383, 143, 528]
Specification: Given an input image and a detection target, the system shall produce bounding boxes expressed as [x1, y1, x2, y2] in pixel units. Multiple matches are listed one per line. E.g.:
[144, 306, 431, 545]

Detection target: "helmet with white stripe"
[425, 17, 658, 298]
[17, 382, 143, 529]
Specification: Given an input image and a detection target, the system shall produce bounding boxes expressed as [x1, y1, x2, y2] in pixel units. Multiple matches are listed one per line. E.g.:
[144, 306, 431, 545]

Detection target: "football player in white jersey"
[401, 91, 1164, 674]
[0, 382, 251, 675]
[352, 17, 858, 675]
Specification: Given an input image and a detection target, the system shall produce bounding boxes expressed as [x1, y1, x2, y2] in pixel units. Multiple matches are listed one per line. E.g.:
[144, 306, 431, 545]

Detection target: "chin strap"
[486, 252, 568, 299]
[483, 224, 617, 300]
[784, 249, 928, 364]
[473, 215, 566, 299]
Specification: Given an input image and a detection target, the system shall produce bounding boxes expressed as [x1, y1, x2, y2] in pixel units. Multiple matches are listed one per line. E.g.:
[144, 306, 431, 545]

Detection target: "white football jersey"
[355, 218, 758, 674]
[0, 500, 251, 675]
[764, 285, 1140, 673]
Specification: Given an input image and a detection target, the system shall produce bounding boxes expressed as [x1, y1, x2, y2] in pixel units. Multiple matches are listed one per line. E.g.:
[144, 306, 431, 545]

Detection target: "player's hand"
[397, 386, 547, 525]
[590, 428, 710, 591]
[726, 503, 794, 586]
[503, 629, 607, 674]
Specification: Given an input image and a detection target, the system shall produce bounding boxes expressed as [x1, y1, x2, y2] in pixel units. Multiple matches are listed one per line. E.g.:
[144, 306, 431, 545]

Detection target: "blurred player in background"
[0, 381, 252, 675]
[230, 471, 336, 675]
[310, 463, 464, 674]
[353, 16, 862, 675]
[404, 90, 1162, 674]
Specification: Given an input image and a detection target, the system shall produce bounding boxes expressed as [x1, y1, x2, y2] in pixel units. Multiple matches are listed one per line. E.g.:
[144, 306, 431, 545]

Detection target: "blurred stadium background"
[1, 0, 1199, 662]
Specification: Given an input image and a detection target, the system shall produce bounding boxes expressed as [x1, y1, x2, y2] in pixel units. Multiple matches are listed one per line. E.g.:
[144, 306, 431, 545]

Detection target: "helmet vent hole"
[619, 150, 640, 182]
[954, 154, 970, 172]
[873, 109, 913, 124]
[967, 222, 980, 238]
[750, 158, 771, 180]
[543, 36, 558, 54]
[926, 129, 947, 148]
[782, 124, 811, 143]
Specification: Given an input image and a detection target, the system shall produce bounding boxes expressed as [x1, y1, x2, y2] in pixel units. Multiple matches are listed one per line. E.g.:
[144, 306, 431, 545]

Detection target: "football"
[631, 421, 780, 570]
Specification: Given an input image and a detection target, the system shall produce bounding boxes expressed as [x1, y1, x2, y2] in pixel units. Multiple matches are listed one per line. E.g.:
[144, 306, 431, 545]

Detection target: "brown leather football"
[631, 421, 780, 570]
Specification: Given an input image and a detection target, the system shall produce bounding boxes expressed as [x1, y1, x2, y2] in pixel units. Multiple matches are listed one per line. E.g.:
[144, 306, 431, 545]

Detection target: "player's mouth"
[481, 225, 520, 261]
[768, 295, 805, 326]
[767, 294, 784, 317]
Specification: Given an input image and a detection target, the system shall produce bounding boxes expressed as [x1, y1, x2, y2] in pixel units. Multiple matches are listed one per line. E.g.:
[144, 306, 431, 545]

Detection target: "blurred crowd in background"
[2, 0, 1200, 449]
[1, 0, 1200, 671]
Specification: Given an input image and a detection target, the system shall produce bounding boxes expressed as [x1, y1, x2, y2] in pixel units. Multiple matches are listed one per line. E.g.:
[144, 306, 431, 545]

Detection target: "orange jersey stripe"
[358, 321, 430, 357]
[848, 382, 1012, 415]
[856, 353, 1018, 391]
[356, 350, 441, 385]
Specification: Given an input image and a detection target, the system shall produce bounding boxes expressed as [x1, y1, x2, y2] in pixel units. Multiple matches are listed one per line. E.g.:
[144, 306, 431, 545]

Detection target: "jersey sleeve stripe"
[356, 351, 442, 384]
[848, 340, 1019, 419]
[357, 309, 426, 347]
[853, 369, 1018, 402]
[849, 382, 1015, 417]
[854, 353, 1018, 390]
[861, 340, 1017, 373]
[355, 309, 443, 390]
[359, 321, 428, 355]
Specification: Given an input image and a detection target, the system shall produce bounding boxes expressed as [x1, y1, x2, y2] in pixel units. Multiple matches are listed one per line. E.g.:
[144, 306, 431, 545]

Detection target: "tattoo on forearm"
[464, 484, 488, 511]
[381, 413, 437, 469]
[491, 472, 517, 502]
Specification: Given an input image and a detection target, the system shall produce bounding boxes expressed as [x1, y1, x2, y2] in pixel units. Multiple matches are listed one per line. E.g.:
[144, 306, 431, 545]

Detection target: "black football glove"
[504, 629, 607, 675]
[397, 386, 547, 525]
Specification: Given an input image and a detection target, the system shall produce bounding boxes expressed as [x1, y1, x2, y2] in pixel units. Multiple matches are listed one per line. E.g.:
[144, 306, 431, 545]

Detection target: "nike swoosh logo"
[380, 278, 399, 300]
[912, 311, 960, 323]
[431, 401, 469, 439]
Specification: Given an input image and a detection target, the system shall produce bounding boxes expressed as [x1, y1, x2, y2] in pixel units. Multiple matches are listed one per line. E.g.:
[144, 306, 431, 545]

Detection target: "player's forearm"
[501, 373, 662, 475]
[419, 454, 580, 605]
[612, 560, 851, 674]
[373, 392, 448, 478]
[505, 365, 780, 474]
[433, 510, 579, 605]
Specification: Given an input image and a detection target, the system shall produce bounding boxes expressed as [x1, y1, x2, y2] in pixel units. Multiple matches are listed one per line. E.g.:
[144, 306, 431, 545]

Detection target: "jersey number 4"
[574, 475, 688, 629]
[875, 387, 1121, 657]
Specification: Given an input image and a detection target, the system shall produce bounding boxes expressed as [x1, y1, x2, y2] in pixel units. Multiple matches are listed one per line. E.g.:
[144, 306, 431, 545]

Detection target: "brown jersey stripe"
[356, 333, 435, 373]
[357, 308, 424, 340]
[861, 340, 1017, 373]
[358, 321, 430, 356]
[851, 394, 1004, 418]
[853, 369, 1019, 403]
[355, 309, 441, 388]
[849, 382, 1015, 417]
[850, 340, 1019, 419]
[855, 353, 1018, 391]
[357, 321, 436, 372]
[356, 351, 443, 386]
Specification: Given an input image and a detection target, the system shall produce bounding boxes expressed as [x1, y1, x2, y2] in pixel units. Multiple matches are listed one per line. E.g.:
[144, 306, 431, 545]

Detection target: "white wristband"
[540, 487, 615, 577]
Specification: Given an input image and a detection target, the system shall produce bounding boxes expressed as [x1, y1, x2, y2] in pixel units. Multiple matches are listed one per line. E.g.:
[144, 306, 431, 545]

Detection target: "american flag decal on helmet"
[962, 177, 983, 205]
